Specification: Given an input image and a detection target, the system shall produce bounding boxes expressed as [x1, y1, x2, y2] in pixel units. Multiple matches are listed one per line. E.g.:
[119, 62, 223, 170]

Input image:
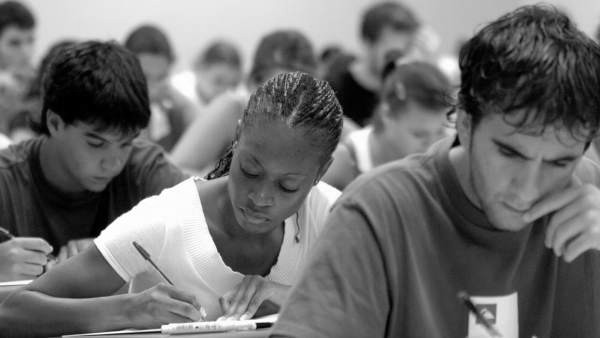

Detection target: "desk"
[62, 328, 271, 338]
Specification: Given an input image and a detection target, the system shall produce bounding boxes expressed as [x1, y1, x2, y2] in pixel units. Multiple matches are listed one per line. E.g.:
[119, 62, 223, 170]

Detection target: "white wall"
[23, 0, 600, 72]
[26, 0, 374, 72]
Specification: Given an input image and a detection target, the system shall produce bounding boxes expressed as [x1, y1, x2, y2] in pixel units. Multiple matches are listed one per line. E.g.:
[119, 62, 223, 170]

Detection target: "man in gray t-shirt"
[0, 41, 186, 282]
[273, 5, 600, 338]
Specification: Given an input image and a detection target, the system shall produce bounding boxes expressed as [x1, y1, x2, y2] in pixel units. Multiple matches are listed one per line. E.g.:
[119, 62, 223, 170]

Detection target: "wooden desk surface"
[62, 328, 271, 338]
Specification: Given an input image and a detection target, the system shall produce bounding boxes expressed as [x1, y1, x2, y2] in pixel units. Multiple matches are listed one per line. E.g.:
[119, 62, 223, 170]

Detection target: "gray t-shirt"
[272, 137, 600, 338]
[0, 137, 187, 251]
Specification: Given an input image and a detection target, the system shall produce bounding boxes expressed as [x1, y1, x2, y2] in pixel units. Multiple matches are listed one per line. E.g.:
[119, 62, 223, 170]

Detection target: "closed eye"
[497, 144, 525, 159]
[240, 166, 259, 178]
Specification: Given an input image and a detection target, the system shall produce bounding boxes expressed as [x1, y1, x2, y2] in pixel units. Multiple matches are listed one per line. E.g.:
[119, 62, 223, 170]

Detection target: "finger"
[545, 199, 584, 248]
[156, 293, 204, 322]
[224, 280, 251, 317]
[162, 285, 201, 310]
[76, 239, 93, 251]
[15, 262, 44, 277]
[562, 232, 599, 262]
[17, 248, 49, 265]
[219, 295, 231, 313]
[57, 246, 68, 263]
[67, 240, 79, 258]
[524, 186, 581, 223]
[549, 213, 590, 256]
[239, 291, 266, 320]
[228, 279, 259, 318]
[13, 237, 53, 253]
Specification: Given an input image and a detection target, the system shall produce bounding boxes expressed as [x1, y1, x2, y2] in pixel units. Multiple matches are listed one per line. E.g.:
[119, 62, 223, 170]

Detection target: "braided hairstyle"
[207, 71, 342, 179]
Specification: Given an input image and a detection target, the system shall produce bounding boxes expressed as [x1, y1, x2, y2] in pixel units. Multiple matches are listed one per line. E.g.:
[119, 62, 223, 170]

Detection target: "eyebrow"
[84, 131, 139, 143]
[492, 139, 579, 163]
[243, 154, 307, 178]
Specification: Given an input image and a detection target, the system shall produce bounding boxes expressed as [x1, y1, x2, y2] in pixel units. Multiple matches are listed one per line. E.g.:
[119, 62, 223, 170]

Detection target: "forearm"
[0, 290, 132, 337]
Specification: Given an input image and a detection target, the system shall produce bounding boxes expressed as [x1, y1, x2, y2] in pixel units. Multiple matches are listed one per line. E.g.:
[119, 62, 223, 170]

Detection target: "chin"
[83, 180, 109, 193]
[486, 208, 531, 232]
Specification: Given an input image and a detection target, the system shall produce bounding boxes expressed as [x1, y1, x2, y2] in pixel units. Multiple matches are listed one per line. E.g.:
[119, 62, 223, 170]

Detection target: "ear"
[455, 110, 472, 150]
[314, 156, 334, 185]
[46, 110, 65, 136]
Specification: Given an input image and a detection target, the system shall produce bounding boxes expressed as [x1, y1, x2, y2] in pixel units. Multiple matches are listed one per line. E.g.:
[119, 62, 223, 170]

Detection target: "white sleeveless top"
[95, 177, 340, 320]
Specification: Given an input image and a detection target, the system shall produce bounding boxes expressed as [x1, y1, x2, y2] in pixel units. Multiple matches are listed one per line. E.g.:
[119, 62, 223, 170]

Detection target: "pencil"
[132, 241, 174, 285]
[457, 291, 503, 338]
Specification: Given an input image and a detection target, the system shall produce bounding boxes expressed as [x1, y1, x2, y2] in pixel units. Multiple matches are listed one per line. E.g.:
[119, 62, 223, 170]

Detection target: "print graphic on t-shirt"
[475, 304, 497, 325]
[467, 292, 518, 338]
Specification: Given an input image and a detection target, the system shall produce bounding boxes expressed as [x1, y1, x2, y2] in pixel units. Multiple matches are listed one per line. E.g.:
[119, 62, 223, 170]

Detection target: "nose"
[101, 153, 125, 173]
[248, 185, 275, 208]
[511, 163, 541, 208]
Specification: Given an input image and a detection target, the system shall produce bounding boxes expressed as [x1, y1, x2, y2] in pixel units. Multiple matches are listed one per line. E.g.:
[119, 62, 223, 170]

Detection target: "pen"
[457, 291, 503, 338]
[132, 241, 174, 285]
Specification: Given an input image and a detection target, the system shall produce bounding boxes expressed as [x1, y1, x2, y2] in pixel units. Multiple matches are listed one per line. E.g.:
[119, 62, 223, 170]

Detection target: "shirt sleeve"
[272, 200, 389, 338]
[94, 193, 168, 282]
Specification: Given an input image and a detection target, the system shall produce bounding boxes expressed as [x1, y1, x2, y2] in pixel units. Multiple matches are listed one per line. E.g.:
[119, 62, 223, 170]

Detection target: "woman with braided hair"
[0, 71, 342, 336]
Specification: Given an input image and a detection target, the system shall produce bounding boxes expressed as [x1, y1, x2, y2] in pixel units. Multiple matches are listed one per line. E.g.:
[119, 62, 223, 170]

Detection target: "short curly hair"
[457, 5, 600, 141]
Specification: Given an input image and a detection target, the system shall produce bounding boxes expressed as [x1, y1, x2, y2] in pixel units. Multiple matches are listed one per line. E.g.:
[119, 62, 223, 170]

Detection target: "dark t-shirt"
[325, 57, 377, 127]
[0, 137, 187, 251]
[272, 137, 600, 338]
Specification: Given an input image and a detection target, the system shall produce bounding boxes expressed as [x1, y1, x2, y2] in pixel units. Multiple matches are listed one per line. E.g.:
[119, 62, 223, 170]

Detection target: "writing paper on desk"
[0, 279, 32, 287]
[62, 314, 278, 337]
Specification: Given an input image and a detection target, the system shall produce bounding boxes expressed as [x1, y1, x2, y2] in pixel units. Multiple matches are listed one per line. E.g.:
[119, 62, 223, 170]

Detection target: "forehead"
[395, 104, 446, 125]
[137, 53, 170, 77]
[476, 112, 587, 156]
[0, 26, 33, 41]
[237, 120, 323, 174]
[69, 121, 138, 141]
[373, 27, 414, 51]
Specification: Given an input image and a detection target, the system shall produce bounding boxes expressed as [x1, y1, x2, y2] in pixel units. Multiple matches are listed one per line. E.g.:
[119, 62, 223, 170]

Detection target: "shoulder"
[119, 139, 186, 191]
[0, 138, 38, 169]
[126, 139, 180, 173]
[209, 91, 246, 117]
[339, 151, 437, 216]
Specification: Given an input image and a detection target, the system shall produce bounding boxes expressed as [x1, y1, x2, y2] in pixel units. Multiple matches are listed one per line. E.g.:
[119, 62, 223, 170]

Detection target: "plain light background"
[24, 0, 600, 73]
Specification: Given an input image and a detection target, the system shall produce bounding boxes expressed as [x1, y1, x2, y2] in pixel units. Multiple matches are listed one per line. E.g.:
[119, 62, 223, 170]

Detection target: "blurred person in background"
[170, 29, 318, 175]
[0, 0, 35, 147]
[325, 1, 423, 128]
[124, 24, 197, 152]
[171, 40, 243, 109]
[7, 39, 77, 144]
[323, 60, 451, 190]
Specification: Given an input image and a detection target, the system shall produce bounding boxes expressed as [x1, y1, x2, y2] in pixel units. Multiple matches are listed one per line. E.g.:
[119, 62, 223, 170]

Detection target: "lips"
[240, 207, 270, 224]
[503, 202, 529, 214]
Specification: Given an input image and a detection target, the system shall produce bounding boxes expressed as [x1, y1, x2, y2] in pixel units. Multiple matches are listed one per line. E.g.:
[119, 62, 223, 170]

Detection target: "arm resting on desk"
[0, 244, 204, 337]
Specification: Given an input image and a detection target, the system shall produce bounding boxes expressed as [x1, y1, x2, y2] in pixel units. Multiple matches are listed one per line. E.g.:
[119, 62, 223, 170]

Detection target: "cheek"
[471, 149, 513, 199]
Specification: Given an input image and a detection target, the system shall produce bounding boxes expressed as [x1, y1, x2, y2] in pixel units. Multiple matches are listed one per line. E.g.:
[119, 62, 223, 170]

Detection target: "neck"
[39, 138, 82, 194]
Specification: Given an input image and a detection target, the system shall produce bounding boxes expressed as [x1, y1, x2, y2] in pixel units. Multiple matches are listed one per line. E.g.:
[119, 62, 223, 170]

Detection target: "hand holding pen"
[0, 227, 55, 281]
[128, 241, 207, 327]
